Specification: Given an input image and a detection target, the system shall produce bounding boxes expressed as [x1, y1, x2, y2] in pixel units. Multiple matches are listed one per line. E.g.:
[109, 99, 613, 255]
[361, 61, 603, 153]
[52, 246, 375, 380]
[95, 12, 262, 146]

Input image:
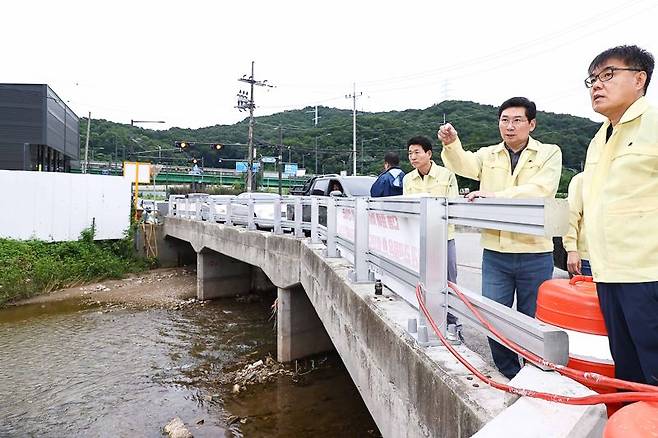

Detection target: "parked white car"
[233, 192, 287, 229]
[199, 192, 287, 230]
[205, 194, 234, 218]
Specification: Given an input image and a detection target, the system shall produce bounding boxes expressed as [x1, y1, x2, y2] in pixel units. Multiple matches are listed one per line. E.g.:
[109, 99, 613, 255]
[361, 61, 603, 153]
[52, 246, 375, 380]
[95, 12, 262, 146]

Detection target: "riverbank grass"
[0, 228, 147, 306]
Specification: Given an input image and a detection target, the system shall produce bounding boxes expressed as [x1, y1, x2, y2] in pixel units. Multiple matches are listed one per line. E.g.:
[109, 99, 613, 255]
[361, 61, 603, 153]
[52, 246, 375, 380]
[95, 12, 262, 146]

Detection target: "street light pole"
[361, 137, 379, 173]
[83, 112, 91, 174]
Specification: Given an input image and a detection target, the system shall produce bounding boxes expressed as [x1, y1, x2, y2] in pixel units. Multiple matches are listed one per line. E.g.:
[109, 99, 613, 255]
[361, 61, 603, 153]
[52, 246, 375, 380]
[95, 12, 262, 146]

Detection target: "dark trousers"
[482, 250, 554, 379]
[581, 259, 592, 276]
[597, 282, 658, 385]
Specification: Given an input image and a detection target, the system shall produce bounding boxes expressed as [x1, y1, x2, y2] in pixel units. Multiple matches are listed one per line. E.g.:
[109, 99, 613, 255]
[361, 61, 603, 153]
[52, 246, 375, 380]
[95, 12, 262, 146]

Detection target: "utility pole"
[277, 124, 283, 195]
[361, 139, 364, 174]
[307, 105, 321, 175]
[346, 83, 362, 176]
[83, 112, 91, 174]
[237, 61, 274, 192]
[315, 137, 318, 175]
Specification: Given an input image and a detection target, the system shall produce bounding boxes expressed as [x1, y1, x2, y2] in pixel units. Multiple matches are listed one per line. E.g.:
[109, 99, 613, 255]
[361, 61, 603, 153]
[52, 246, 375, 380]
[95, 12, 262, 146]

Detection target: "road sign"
[123, 161, 151, 183]
[236, 162, 261, 173]
[261, 156, 276, 163]
[284, 164, 298, 176]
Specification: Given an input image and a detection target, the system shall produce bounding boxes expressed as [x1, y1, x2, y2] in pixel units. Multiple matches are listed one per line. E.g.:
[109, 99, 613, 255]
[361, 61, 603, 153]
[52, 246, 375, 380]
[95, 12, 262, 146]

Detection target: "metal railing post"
[310, 197, 320, 244]
[419, 197, 448, 338]
[294, 197, 303, 238]
[349, 197, 370, 282]
[195, 199, 202, 220]
[207, 197, 214, 222]
[226, 198, 233, 226]
[274, 197, 282, 235]
[247, 198, 256, 230]
[326, 197, 338, 257]
[168, 195, 176, 217]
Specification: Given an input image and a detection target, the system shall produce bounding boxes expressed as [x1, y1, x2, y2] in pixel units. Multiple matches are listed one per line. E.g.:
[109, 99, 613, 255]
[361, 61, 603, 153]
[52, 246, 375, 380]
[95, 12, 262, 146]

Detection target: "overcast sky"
[3, 0, 657, 130]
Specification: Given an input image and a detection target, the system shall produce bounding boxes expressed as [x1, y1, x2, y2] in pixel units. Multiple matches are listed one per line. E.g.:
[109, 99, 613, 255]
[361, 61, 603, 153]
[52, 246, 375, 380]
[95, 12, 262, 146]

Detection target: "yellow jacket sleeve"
[562, 173, 582, 253]
[440, 138, 485, 181]
[494, 145, 562, 198]
[448, 171, 459, 198]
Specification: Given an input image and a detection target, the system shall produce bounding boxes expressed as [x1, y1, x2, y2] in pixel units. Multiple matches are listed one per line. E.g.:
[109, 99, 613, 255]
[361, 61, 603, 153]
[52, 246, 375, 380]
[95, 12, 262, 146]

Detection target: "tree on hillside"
[80, 100, 598, 185]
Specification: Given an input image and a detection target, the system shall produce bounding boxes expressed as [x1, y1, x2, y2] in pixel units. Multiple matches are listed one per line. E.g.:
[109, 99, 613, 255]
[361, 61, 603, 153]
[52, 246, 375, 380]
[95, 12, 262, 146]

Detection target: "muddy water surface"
[0, 291, 379, 437]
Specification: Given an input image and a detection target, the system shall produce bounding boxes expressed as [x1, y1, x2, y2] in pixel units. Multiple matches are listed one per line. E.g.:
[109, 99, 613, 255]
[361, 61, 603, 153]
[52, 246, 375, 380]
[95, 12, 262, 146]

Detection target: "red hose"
[415, 283, 658, 405]
[446, 281, 658, 393]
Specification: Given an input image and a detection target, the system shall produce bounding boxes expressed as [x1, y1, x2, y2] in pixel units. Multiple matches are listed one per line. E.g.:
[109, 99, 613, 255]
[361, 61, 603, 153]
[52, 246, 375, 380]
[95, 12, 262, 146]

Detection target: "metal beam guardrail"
[168, 193, 570, 366]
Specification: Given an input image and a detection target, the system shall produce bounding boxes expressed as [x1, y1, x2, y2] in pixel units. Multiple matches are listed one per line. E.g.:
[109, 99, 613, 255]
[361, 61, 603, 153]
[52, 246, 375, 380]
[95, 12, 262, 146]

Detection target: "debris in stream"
[224, 354, 333, 394]
[163, 417, 193, 438]
[229, 356, 294, 391]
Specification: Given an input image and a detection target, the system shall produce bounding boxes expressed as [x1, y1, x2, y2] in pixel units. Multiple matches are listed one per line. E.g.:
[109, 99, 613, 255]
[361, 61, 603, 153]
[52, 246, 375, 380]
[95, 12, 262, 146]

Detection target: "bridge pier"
[277, 284, 334, 362]
[196, 249, 252, 300]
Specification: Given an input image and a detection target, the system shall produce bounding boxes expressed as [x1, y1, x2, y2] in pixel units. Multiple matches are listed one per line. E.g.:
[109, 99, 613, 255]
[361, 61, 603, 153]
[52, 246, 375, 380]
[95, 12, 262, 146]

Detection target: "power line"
[254, 0, 653, 114]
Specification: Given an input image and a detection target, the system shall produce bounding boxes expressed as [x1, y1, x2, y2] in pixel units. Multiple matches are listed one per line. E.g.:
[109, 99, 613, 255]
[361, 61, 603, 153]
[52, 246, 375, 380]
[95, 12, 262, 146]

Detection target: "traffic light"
[175, 141, 190, 149]
[212, 143, 223, 150]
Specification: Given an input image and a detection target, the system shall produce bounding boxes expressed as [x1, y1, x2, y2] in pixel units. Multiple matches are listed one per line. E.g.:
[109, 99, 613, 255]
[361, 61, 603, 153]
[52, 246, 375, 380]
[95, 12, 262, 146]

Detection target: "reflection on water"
[0, 296, 379, 437]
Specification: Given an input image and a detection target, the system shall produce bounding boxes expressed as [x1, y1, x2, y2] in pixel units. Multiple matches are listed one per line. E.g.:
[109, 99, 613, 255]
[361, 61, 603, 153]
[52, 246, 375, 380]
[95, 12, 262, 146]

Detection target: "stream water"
[0, 295, 379, 437]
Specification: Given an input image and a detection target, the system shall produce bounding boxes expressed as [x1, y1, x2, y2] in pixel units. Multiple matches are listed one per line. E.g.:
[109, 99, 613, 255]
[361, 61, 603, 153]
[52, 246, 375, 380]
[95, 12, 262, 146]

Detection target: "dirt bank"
[13, 267, 197, 308]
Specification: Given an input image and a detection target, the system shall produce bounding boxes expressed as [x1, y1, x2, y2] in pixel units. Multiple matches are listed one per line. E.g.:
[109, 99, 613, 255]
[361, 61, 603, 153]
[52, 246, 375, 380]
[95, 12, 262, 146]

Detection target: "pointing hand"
[438, 123, 458, 145]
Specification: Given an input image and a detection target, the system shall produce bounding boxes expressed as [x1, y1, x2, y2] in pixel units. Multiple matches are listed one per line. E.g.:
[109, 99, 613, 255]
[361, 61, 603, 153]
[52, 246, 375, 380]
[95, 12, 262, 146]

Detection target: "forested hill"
[83, 100, 600, 182]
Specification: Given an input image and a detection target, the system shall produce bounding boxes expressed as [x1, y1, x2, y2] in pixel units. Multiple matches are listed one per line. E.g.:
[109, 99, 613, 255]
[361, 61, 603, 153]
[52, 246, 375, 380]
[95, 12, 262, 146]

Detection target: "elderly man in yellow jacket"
[437, 97, 562, 379]
[582, 45, 658, 385]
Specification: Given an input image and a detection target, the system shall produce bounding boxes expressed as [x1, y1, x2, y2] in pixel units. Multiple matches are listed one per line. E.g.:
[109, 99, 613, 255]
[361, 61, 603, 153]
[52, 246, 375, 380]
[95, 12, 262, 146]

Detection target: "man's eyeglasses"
[499, 117, 528, 127]
[584, 66, 643, 88]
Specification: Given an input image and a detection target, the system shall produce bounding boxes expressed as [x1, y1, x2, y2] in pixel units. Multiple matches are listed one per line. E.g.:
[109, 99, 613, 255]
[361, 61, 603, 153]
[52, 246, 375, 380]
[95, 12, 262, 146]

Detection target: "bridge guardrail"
[169, 193, 570, 367]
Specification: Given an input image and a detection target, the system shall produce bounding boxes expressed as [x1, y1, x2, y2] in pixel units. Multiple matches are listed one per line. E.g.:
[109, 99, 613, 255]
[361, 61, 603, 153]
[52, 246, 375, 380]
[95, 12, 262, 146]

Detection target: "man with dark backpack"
[370, 151, 405, 197]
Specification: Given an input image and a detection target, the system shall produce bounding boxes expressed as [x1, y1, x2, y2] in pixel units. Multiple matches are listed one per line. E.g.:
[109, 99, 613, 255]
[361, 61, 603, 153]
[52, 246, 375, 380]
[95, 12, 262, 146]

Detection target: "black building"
[0, 84, 79, 171]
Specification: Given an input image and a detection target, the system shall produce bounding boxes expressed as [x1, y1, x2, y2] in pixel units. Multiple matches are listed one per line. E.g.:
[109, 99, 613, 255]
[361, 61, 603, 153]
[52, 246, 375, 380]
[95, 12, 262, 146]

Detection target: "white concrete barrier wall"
[0, 170, 131, 241]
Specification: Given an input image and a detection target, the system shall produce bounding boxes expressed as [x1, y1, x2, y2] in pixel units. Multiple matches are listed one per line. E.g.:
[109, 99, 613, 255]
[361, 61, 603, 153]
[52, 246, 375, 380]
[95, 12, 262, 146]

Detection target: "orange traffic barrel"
[604, 402, 658, 437]
[537, 275, 619, 416]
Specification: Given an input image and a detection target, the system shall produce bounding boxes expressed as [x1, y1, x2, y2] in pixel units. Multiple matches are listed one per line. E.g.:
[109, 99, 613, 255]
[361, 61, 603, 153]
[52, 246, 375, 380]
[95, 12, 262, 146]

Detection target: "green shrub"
[0, 228, 147, 307]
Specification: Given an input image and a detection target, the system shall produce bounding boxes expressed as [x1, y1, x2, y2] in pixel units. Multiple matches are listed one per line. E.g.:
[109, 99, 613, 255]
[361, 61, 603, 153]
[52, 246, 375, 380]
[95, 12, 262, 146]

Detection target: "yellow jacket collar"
[618, 96, 649, 125]
[493, 136, 539, 154]
[408, 161, 441, 180]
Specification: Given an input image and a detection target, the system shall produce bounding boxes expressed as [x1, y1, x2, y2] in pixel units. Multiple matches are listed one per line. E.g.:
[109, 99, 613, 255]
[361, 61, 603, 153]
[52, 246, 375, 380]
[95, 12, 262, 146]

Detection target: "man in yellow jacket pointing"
[582, 45, 658, 385]
[437, 97, 562, 379]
